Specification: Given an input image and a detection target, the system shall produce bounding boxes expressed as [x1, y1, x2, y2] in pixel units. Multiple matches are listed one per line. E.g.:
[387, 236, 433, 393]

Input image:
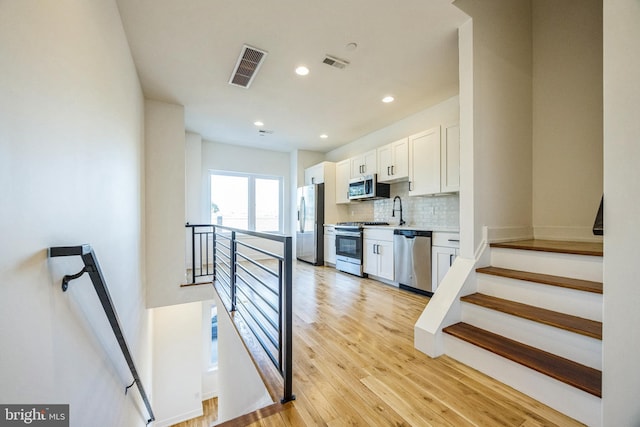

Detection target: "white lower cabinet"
[431, 232, 460, 290]
[324, 225, 336, 265]
[363, 229, 394, 281]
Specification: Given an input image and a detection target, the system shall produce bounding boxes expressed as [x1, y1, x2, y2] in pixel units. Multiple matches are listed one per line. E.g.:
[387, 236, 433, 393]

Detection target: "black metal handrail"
[49, 245, 155, 425]
[185, 223, 295, 403]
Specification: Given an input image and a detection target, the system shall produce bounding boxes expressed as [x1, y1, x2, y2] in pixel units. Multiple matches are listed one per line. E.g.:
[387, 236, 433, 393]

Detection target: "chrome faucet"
[392, 196, 406, 226]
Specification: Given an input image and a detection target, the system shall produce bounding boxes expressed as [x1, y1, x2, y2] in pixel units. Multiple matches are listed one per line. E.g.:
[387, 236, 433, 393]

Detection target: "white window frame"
[208, 170, 284, 233]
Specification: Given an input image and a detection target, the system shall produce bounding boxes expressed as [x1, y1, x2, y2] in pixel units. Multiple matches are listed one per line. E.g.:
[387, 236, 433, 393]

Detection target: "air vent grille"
[229, 45, 268, 88]
[322, 55, 349, 69]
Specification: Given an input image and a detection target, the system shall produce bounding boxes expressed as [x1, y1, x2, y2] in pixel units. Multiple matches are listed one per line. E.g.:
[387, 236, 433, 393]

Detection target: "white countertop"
[325, 223, 459, 233]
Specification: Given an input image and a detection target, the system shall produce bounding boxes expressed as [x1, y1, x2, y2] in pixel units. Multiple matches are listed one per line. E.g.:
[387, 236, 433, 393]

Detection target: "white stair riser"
[477, 275, 603, 322]
[461, 303, 602, 369]
[444, 334, 602, 427]
[490, 248, 602, 282]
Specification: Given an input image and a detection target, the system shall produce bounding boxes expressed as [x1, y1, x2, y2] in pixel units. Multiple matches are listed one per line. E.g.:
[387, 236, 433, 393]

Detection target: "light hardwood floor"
[175, 261, 585, 426]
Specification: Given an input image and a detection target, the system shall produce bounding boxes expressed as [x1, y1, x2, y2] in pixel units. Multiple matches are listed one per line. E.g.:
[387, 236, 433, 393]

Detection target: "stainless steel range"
[335, 221, 388, 277]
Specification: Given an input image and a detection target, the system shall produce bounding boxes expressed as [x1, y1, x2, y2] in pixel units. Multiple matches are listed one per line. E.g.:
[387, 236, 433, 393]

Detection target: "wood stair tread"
[460, 293, 602, 339]
[476, 266, 603, 294]
[490, 239, 603, 257]
[443, 322, 602, 397]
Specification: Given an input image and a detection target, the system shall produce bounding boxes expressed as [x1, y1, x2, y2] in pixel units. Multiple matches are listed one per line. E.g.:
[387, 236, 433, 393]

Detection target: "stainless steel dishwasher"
[394, 229, 433, 295]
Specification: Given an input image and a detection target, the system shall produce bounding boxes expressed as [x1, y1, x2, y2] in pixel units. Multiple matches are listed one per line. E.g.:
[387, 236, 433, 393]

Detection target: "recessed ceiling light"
[254, 121, 264, 127]
[320, 134, 328, 139]
[295, 66, 310, 76]
[382, 96, 395, 103]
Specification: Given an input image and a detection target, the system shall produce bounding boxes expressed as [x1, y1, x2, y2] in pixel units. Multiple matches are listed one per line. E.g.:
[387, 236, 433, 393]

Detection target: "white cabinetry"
[335, 159, 351, 204]
[303, 162, 338, 223]
[378, 138, 409, 183]
[324, 225, 336, 265]
[431, 232, 460, 290]
[408, 127, 441, 196]
[304, 162, 325, 185]
[441, 124, 460, 193]
[350, 149, 377, 178]
[363, 228, 394, 281]
[408, 125, 460, 196]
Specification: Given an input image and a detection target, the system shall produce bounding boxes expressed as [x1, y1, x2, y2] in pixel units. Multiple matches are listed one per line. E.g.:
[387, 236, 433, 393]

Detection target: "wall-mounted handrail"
[185, 223, 295, 403]
[49, 245, 155, 425]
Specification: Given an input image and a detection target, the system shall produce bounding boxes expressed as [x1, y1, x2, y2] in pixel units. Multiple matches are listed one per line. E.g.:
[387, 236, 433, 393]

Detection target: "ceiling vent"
[229, 45, 268, 88]
[322, 55, 349, 69]
[258, 129, 274, 136]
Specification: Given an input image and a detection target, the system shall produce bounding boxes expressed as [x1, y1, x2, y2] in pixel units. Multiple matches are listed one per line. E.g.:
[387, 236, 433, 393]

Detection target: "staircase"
[443, 240, 603, 426]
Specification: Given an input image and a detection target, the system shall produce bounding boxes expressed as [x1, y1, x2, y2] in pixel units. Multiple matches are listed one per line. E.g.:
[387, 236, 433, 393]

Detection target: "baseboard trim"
[487, 226, 534, 243]
[534, 226, 604, 243]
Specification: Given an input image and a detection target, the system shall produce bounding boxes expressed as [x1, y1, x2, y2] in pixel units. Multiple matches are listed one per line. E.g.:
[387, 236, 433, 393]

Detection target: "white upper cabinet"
[335, 159, 351, 204]
[377, 137, 409, 183]
[408, 126, 441, 196]
[350, 149, 377, 178]
[304, 162, 325, 185]
[441, 124, 460, 193]
[408, 124, 460, 196]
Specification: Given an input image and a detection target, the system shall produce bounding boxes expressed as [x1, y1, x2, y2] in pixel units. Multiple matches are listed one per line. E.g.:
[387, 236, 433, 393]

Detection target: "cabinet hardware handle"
[391, 165, 394, 175]
[387, 166, 391, 176]
[448, 239, 460, 242]
[408, 181, 413, 191]
[450, 254, 454, 266]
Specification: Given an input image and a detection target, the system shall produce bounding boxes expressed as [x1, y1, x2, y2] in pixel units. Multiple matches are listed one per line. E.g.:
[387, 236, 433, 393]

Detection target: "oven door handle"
[335, 231, 362, 237]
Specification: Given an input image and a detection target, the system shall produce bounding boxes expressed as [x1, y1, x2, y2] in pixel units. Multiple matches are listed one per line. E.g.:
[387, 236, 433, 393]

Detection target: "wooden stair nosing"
[460, 293, 602, 340]
[443, 322, 602, 397]
[489, 240, 603, 257]
[476, 266, 603, 294]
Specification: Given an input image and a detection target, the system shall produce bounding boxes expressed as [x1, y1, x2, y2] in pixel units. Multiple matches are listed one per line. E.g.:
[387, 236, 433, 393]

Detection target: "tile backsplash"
[343, 182, 459, 229]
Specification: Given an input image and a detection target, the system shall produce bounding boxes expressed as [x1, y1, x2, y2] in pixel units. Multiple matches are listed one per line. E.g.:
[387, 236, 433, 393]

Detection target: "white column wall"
[145, 101, 212, 307]
[602, 0, 640, 424]
[0, 1, 150, 426]
[151, 302, 203, 427]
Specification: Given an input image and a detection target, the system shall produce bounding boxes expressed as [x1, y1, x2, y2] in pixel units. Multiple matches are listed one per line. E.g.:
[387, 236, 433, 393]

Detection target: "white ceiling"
[116, 0, 468, 153]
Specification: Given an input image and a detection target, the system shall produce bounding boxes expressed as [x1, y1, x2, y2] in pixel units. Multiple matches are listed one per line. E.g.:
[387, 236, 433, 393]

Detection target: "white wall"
[0, 1, 150, 426]
[532, 0, 603, 242]
[146, 101, 212, 307]
[602, 0, 640, 424]
[186, 132, 204, 224]
[454, 0, 533, 249]
[214, 292, 273, 423]
[325, 96, 460, 163]
[151, 302, 203, 427]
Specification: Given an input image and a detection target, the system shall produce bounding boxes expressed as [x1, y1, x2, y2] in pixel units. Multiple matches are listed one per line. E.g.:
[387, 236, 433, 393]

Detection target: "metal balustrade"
[185, 224, 295, 403]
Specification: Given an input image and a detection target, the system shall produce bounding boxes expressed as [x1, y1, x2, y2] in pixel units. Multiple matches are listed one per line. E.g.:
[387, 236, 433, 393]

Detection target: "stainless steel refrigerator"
[296, 183, 325, 265]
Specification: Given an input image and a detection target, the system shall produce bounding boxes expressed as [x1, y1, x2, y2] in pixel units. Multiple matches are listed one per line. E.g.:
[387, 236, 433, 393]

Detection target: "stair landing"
[490, 239, 603, 257]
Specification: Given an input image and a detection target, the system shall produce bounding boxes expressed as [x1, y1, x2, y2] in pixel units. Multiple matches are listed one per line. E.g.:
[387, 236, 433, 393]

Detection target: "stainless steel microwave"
[348, 174, 391, 200]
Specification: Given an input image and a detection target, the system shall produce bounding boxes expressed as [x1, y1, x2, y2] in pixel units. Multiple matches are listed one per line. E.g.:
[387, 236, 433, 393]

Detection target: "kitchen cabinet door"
[324, 226, 336, 265]
[432, 246, 458, 290]
[350, 149, 377, 178]
[378, 138, 408, 183]
[441, 124, 460, 193]
[335, 159, 351, 204]
[363, 229, 394, 281]
[376, 239, 395, 281]
[304, 163, 325, 185]
[408, 127, 441, 196]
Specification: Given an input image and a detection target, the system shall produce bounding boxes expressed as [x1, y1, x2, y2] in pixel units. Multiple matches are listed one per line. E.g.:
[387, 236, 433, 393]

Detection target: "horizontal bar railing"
[48, 245, 155, 425]
[185, 223, 295, 403]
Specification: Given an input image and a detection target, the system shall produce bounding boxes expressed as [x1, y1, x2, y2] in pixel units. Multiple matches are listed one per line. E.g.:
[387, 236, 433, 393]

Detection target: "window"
[210, 171, 283, 233]
[210, 306, 218, 366]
